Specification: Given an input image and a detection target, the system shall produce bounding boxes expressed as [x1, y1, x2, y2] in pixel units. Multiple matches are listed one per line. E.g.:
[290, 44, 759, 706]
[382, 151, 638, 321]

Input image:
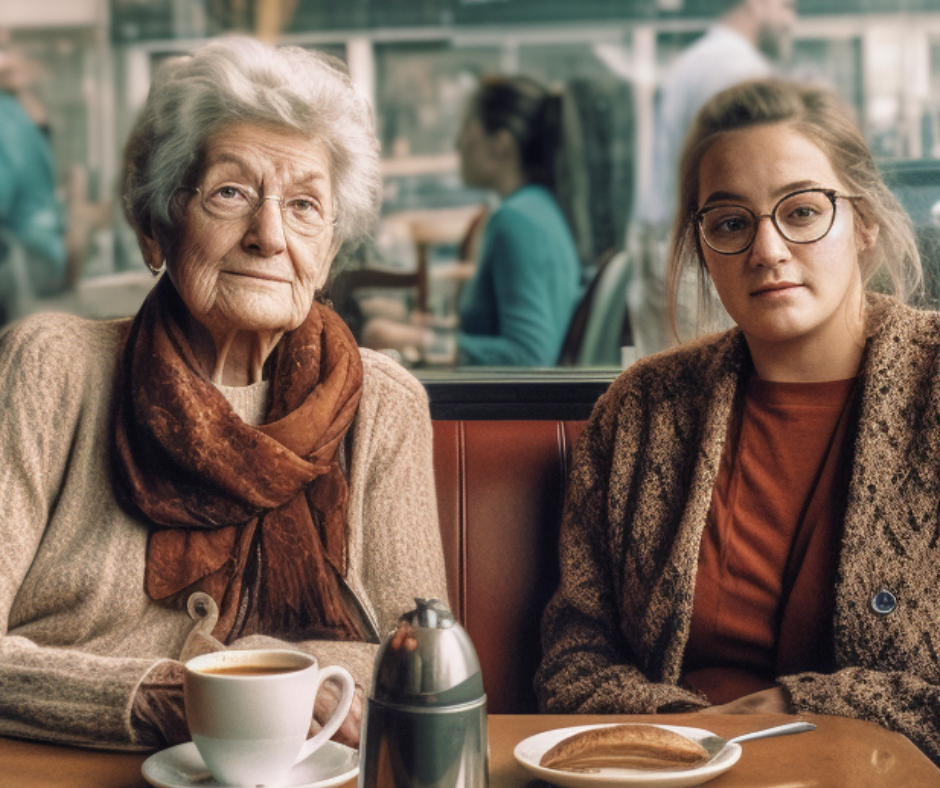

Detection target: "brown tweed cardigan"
[536, 294, 940, 763]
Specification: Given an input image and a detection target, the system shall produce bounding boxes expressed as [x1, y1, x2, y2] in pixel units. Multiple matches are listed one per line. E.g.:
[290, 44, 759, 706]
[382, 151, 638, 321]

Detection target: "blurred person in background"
[0, 37, 447, 751]
[538, 78, 940, 764]
[363, 76, 583, 366]
[630, 0, 797, 356]
[0, 44, 67, 320]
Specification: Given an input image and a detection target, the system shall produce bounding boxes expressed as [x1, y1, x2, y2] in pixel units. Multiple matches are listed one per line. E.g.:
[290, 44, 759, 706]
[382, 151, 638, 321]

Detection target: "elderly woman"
[0, 38, 447, 750]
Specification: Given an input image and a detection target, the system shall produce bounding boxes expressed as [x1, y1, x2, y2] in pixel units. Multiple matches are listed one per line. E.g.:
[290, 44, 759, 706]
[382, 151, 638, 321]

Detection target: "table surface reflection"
[0, 713, 937, 788]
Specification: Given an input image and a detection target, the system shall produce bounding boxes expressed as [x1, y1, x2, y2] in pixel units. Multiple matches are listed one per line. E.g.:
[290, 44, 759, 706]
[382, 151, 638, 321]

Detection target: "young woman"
[537, 78, 940, 764]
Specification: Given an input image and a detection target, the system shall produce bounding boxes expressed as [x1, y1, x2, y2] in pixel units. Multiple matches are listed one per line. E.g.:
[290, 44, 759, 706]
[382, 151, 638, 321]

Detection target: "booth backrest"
[432, 419, 587, 713]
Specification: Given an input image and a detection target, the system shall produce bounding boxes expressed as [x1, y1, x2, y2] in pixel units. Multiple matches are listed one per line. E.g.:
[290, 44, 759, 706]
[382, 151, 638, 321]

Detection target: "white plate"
[513, 723, 742, 788]
[142, 740, 359, 788]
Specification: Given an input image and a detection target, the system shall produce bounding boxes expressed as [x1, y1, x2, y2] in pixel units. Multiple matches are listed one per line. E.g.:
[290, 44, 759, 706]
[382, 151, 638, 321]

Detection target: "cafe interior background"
[5, 0, 940, 379]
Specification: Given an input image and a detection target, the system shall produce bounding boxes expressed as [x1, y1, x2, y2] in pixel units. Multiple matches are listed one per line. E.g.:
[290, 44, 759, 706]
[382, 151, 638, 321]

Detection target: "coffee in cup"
[184, 649, 355, 787]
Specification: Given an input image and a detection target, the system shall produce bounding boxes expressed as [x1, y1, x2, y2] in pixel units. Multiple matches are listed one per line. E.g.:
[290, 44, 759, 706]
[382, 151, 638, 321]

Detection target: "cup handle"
[295, 665, 356, 763]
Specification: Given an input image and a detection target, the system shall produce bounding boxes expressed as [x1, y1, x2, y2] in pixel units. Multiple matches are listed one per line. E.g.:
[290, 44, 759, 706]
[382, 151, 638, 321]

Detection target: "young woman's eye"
[708, 212, 750, 235]
[788, 204, 822, 222]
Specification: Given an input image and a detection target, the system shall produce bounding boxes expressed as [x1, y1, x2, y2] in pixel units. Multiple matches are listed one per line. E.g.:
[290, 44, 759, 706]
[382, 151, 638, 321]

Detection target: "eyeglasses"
[182, 183, 335, 238]
[695, 187, 860, 255]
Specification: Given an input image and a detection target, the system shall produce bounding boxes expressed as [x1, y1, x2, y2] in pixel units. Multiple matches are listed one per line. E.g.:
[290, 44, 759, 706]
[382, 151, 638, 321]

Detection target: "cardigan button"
[871, 588, 897, 615]
[187, 591, 215, 621]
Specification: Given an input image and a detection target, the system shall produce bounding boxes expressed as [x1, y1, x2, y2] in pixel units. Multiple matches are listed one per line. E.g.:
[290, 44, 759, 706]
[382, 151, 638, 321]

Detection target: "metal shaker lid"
[370, 598, 485, 708]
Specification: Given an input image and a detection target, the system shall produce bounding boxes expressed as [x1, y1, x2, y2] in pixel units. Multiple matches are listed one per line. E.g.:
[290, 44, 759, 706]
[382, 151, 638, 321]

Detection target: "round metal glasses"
[181, 183, 335, 238]
[695, 187, 859, 255]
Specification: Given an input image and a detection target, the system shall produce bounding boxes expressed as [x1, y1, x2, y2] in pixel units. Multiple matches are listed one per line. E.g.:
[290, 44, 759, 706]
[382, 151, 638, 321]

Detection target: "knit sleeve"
[535, 386, 708, 714]
[0, 315, 163, 749]
[349, 353, 449, 633]
[779, 667, 940, 763]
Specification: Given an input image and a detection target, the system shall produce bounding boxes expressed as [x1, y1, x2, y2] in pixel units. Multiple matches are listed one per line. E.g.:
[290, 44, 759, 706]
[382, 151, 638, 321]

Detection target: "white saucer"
[142, 740, 359, 788]
[514, 723, 742, 788]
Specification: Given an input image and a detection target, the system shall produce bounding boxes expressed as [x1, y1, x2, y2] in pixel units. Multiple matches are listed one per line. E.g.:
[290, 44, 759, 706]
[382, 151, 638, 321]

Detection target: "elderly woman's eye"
[286, 196, 320, 214]
[209, 184, 250, 204]
[201, 184, 253, 217]
[285, 197, 326, 228]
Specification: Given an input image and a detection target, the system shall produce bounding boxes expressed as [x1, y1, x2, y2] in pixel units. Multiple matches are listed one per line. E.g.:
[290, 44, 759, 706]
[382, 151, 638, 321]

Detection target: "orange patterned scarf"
[112, 276, 364, 642]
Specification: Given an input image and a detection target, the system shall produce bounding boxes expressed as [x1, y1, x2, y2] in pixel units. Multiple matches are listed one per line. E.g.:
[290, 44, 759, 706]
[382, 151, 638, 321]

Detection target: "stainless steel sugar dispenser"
[358, 598, 488, 788]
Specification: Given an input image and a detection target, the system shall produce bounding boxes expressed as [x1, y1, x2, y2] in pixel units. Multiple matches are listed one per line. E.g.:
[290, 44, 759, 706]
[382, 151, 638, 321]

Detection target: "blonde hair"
[666, 78, 922, 339]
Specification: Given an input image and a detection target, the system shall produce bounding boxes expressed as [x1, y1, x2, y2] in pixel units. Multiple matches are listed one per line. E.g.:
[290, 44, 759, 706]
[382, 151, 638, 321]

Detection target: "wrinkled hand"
[389, 621, 418, 651]
[310, 681, 364, 749]
[131, 661, 189, 748]
[698, 686, 793, 715]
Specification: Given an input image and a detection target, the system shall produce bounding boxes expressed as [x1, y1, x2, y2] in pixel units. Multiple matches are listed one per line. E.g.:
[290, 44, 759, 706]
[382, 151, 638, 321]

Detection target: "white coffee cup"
[184, 649, 355, 787]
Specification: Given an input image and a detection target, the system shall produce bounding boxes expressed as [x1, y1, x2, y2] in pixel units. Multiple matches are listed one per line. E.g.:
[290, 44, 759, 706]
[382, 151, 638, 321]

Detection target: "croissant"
[539, 724, 709, 772]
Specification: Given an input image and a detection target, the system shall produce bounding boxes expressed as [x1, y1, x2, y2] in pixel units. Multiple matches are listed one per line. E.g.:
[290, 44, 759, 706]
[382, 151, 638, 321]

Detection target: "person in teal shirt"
[453, 77, 582, 366]
[362, 76, 583, 366]
[0, 90, 66, 303]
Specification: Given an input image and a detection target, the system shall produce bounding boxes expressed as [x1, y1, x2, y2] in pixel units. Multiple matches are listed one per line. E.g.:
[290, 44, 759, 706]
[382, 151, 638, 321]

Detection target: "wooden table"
[1, 713, 938, 787]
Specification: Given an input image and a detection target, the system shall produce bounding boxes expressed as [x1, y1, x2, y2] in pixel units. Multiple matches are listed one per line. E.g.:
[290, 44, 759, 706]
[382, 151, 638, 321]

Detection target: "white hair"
[122, 36, 381, 264]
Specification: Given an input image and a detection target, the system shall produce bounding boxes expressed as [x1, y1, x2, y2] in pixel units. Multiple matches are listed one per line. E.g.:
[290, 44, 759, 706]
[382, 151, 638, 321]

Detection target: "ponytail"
[473, 76, 563, 190]
[473, 75, 606, 265]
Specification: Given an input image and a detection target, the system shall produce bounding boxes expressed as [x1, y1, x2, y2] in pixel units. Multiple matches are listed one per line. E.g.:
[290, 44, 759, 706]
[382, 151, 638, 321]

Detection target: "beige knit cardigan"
[537, 295, 940, 764]
[0, 312, 448, 750]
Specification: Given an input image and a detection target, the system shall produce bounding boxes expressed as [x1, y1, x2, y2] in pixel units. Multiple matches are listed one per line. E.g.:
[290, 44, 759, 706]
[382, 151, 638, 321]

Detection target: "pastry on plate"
[539, 724, 709, 772]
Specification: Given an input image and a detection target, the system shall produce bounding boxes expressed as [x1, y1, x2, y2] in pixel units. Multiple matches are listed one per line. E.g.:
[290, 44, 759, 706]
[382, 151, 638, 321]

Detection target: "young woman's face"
[697, 122, 867, 353]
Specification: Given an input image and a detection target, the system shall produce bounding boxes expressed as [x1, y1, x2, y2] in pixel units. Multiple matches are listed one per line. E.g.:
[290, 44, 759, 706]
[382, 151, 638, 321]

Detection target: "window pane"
[5, 3, 940, 377]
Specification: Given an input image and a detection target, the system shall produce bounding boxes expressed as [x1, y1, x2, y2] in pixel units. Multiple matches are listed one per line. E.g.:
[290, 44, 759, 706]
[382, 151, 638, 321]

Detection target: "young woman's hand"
[698, 686, 793, 715]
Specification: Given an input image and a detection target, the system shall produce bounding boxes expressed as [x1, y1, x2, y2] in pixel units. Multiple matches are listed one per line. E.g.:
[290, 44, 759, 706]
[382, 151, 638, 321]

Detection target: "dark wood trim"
[417, 369, 617, 420]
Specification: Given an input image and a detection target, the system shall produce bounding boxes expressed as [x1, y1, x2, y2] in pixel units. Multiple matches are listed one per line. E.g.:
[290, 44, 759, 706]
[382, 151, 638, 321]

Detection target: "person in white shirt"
[630, 0, 797, 357]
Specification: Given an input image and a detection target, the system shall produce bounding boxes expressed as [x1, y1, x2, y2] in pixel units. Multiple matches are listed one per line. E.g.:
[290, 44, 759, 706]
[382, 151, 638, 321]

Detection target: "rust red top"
[683, 376, 857, 705]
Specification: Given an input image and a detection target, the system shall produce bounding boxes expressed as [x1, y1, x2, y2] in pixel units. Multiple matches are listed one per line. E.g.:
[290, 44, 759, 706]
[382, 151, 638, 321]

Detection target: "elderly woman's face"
[168, 123, 336, 338]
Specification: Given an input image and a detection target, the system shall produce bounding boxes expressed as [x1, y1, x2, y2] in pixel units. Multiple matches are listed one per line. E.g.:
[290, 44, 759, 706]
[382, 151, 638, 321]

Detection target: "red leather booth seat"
[432, 419, 587, 713]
